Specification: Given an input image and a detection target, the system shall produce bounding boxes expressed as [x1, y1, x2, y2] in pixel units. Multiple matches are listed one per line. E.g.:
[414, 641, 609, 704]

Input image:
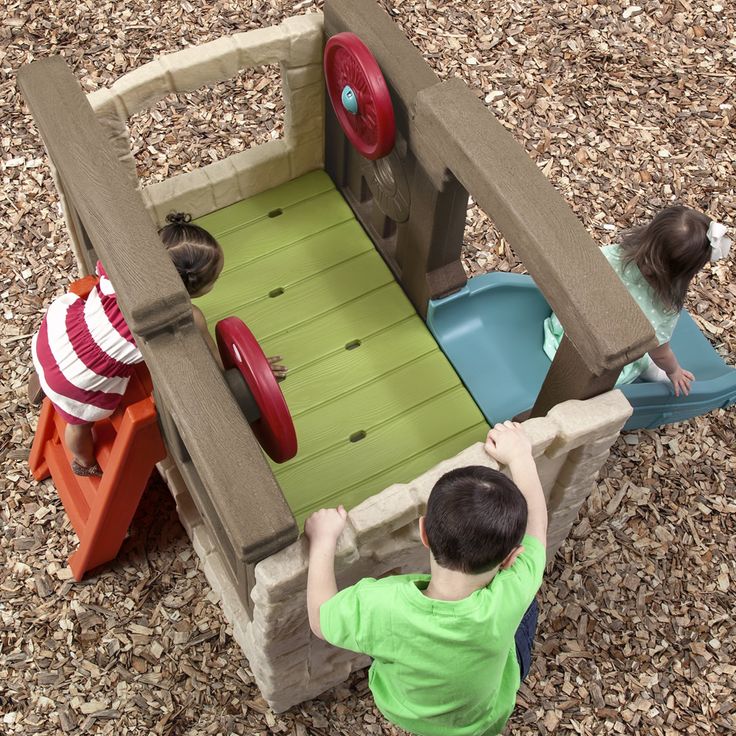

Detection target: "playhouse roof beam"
[18, 58, 192, 339]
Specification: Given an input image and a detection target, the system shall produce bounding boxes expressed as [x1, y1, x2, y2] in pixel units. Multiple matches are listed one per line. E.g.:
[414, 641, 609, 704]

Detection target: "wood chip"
[1, 1, 733, 735]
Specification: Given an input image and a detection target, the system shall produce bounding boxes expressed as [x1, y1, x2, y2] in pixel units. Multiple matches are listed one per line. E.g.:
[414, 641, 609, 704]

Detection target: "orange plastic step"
[28, 276, 166, 580]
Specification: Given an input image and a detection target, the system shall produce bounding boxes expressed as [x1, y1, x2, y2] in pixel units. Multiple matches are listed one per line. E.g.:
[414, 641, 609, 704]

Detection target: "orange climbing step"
[28, 275, 166, 580]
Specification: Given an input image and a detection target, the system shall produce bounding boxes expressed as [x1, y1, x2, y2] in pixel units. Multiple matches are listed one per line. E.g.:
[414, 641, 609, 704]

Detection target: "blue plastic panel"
[427, 272, 736, 430]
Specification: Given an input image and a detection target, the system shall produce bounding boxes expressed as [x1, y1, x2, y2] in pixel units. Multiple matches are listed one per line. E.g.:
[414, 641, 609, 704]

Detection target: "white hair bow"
[708, 221, 732, 262]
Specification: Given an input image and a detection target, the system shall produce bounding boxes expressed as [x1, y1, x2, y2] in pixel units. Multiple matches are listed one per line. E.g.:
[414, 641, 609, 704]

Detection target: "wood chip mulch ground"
[1, 1, 734, 734]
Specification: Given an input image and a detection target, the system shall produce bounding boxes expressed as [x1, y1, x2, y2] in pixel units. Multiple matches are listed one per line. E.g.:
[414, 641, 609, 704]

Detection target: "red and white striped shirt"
[32, 262, 144, 425]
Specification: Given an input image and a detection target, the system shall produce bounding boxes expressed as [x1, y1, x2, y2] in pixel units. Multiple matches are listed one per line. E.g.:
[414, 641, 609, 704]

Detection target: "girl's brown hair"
[159, 212, 223, 296]
[620, 206, 711, 312]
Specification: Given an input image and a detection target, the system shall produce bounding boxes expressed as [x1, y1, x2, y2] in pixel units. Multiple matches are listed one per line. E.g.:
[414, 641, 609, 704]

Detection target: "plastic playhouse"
[20, 0, 734, 712]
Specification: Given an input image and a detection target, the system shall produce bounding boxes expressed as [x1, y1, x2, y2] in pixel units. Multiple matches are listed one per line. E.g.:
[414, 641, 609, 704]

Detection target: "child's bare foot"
[65, 423, 99, 475]
[71, 460, 103, 477]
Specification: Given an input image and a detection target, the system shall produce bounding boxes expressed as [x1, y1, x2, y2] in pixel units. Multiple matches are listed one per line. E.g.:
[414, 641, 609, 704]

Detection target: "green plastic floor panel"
[195, 171, 488, 526]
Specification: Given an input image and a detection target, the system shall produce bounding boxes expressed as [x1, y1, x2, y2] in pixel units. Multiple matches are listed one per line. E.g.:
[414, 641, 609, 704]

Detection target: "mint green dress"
[543, 244, 679, 385]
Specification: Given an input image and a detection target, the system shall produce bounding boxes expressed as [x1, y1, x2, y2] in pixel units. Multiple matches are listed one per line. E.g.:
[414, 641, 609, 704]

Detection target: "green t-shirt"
[320, 534, 546, 736]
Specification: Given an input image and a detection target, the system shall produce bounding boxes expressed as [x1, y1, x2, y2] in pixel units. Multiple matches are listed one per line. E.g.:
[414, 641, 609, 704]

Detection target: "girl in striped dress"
[31, 213, 227, 476]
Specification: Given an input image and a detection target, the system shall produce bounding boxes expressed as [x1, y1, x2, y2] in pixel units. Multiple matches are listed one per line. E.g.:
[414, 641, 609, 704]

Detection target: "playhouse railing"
[324, 0, 658, 416]
[18, 58, 298, 610]
[411, 78, 659, 415]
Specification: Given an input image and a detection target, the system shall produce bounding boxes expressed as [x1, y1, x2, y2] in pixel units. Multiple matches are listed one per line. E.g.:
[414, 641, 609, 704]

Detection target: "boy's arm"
[508, 454, 547, 547]
[305, 506, 348, 640]
[485, 422, 548, 547]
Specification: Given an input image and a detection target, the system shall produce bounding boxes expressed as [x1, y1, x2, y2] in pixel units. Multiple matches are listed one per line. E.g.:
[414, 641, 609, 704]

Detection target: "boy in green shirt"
[305, 421, 547, 736]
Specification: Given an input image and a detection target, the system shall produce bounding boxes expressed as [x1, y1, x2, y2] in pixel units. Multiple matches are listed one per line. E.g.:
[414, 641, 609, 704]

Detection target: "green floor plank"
[273, 386, 482, 502]
[280, 319, 440, 415]
[257, 286, 416, 370]
[214, 190, 354, 265]
[194, 171, 489, 527]
[199, 220, 370, 322]
[286, 353, 463, 457]
[195, 170, 335, 236]
[214, 251, 396, 334]
[293, 423, 488, 525]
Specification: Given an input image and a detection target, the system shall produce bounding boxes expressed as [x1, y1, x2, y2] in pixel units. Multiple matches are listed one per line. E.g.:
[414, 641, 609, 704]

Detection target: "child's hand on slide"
[484, 421, 532, 467]
[268, 355, 287, 381]
[667, 367, 694, 397]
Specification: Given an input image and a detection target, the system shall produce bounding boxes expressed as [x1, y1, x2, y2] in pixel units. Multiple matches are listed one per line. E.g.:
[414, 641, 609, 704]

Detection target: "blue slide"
[427, 272, 736, 430]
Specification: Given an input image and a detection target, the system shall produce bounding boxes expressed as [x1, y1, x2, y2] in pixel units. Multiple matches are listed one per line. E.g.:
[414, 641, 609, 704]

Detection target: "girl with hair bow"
[543, 206, 731, 397]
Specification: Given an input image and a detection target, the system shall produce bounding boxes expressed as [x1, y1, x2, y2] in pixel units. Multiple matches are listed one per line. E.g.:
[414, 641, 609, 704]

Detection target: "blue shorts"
[514, 598, 539, 681]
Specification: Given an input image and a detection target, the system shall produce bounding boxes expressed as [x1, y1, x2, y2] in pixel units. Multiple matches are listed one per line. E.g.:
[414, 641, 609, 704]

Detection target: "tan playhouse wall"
[56, 13, 325, 274]
[160, 390, 632, 712]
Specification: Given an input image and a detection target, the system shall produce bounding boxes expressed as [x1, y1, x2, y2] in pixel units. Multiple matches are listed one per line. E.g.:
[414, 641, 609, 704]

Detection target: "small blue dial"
[341, 85, 358, 115]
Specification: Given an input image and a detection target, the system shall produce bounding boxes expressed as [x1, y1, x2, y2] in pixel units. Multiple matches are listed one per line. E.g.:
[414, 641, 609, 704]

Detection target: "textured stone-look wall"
[58, 13, 325, 274]
[160, 390, 631, 712]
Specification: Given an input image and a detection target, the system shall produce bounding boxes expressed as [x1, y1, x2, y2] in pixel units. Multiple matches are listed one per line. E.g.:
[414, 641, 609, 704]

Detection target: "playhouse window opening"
[127, 64, 285, 188]
[359, 177, 373, 204]
[380, 216, 397, 240]
[462, 201, 523, 277]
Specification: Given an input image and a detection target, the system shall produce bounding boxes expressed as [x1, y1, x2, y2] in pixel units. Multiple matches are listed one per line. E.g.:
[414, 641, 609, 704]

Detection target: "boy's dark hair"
[159, 212, 223, 296]
[424, 466, 527, 575]
[620, 206, 711, 312]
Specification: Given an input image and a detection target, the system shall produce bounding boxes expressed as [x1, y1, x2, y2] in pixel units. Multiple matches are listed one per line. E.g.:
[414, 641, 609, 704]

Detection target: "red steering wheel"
[215, 317, 297, 463]
[324, 32, 396, 160]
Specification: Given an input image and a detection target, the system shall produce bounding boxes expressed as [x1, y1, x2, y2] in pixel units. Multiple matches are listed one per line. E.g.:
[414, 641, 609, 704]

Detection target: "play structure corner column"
[541, 390, 632, 554]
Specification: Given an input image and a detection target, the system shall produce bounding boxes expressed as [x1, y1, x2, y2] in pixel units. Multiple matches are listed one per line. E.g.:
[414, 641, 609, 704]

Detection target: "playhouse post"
[531, 335, 621, 418]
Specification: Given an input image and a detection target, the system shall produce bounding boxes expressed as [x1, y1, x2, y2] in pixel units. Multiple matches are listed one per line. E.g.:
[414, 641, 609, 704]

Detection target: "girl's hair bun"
[166, 212, 193, 225]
